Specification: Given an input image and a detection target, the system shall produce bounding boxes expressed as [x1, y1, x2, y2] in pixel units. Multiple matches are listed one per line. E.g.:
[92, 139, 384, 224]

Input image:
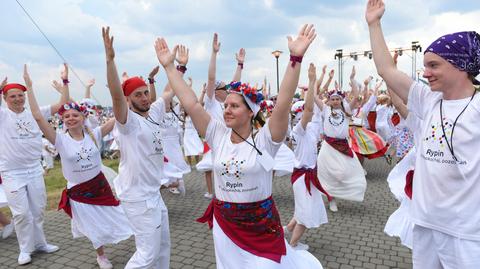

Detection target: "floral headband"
[327, 90, 345, 99]
[58, 102, 88, 116]
[226, 81, 264, 115]
[260, 100, 274, 113]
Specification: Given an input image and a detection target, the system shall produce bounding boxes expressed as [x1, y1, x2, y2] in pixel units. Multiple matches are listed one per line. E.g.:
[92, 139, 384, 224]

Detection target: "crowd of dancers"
[1, 0, 479, 268]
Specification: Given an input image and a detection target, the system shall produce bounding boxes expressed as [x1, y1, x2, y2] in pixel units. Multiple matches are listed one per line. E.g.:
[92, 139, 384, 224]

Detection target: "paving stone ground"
[0, 158, 411, 269]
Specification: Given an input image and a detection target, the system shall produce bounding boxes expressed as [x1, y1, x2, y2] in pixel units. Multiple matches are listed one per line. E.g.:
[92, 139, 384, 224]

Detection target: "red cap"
[122, 77, 147, 96]
[2, 83, 27, 95]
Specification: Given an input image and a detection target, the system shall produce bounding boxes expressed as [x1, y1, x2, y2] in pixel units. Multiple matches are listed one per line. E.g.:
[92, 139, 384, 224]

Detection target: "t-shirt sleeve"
[115, 109, 140, 135]
[204, 95, 216, 111]
[149, 97, 166, 123]
[307, 118, 323, 141]
[407, 81, 439, 120]
[205, 118, 227, 150]
[291, 121, 306, 142]
[255, 120, 282, 159]
[0, 106, 6, 122]
[54, 131, 66, 155]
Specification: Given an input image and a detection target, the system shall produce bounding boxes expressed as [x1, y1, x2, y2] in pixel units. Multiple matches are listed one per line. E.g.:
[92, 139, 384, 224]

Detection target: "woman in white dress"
[316, 68, 367, 212]
[284, 64, 328, 251]
[155, 24, 323, 268]
[183, 113, 203, 165]
[24, 66, 132, 269]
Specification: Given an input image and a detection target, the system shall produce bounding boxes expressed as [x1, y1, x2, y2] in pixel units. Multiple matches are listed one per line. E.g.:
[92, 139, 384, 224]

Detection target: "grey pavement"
[0, 158, 411, 269]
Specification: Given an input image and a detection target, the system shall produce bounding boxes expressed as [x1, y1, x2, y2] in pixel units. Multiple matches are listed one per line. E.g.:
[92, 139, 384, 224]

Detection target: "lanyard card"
[257, 150, 274, 172]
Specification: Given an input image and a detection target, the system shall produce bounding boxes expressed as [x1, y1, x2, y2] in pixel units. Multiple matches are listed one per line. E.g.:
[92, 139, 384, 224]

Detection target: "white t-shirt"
[55, 127, 102, 188]
[291, 118, 323, 169]
[113, 98, 166, 202]
[160, 105, 180, 138]
[204, 95, 224, 122]
[408, 81, 480, 240]
[0, 106, 51, 171]
[322, 105, 350, 139]
[206, 119, 282, 203]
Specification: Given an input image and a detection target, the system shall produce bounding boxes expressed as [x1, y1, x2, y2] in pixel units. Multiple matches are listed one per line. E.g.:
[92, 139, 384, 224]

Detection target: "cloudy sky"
[1, 0, 479, 106]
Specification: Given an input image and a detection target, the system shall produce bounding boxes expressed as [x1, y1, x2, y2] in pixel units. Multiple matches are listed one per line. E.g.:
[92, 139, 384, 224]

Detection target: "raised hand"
[322, 65, 327, 74]
[350, 65, 356, 80]
[186, 77, 193, 88]
[212, 33, 221, 53]
[365, 0, 385, 26]
[287, 24, 316, 57]
[335, 81, 339, 91]
[61, 63, 69, 80]
[52, 80, 63, 93]
[122, 72, 129, 83]
[176, 45, 189, 66]
[235, 48, 246, 63]
[329, 69, 335, 78]
[102, 26, 115, 61]
[23, 64, 32, 89]
[149, 66, 160, 79]
[202, 82, 207, 93]
[308, 63, 316, 82]
[393, 52, 399, 65]
[154, 38, 178, 68]
[364, 76, 373, 86]
[87, 78, 95, 88]
[0, 77, 7, 91]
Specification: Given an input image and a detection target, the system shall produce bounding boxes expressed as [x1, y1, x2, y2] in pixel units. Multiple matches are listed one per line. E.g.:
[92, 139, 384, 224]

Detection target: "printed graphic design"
[221, 157, 246, 180]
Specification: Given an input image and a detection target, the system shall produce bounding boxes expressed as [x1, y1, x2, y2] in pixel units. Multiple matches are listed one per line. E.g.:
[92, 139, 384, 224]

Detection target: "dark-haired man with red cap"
[0, 70, 68, 265]
[102, 27, 177, 268]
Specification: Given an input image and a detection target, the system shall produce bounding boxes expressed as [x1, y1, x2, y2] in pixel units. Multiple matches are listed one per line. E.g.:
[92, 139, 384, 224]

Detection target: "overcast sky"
[1, 0, 479, 106]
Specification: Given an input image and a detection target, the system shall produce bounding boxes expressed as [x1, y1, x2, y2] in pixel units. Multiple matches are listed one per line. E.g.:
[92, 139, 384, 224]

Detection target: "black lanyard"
[231, 128, 263, 155]
[439, 89, 477, 161]
[133, 111, 160, 126]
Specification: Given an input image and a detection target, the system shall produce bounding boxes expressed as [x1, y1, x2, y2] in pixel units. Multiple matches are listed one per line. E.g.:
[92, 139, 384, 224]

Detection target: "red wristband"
[62, 79, 70, 85]
[176, 65, 187, 74]
[238, 62, 244, 69]
[290, 55, 303, 68]
[148, 77, 155, 84]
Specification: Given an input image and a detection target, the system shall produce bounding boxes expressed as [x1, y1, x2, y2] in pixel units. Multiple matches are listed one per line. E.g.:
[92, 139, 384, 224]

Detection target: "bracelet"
[238, 62, 244, 69]
[176, 65, 187, 74]
[289, 55, 303, 68]
[148, 77, 155, 84]
[62, 79, 70, 85]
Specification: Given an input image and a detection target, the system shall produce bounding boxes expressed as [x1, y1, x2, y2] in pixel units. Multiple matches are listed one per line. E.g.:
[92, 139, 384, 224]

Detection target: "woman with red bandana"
[155, 24, 322, 268]
[24, 65, 132, 269]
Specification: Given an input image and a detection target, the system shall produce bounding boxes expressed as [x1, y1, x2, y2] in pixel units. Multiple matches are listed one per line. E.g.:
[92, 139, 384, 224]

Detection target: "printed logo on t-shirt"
[423, 117, 451, 149]
[152, 130, 164, 154]
[14, 119, 34, 138]
[74, 145, 97, 171]
[160, 113, 177, 129]
[220, 157, 245, 180]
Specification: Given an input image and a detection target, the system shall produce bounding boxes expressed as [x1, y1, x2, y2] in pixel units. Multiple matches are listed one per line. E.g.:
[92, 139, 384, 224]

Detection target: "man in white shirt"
[102, 27, 175, 268]
[0, 75, 67, 265]
[366, 0, 480, 268]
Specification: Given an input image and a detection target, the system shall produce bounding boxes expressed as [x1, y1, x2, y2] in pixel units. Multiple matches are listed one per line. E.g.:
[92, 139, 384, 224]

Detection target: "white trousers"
[413, 225, 480, 269]
[122, 196, 170, 269]
[1, 165, 48, 253]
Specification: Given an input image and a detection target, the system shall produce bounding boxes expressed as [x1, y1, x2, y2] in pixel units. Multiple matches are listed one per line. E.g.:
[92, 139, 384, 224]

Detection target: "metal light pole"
[334, 49, 344, 89]
[272, 50, 283, 95]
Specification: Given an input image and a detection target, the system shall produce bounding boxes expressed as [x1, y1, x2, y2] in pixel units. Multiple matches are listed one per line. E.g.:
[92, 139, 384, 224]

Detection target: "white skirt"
[196, 150, 213, 172]
[273, 144, 295, 177]
[292, 174, 328, 228]
[316, 143, 366, 202]
[183, 128, 203, 156]
[212, 217, 323, 269]
[163, 136, 191, 179]
[0, 184, 8, 208]
[71, 200, 133, 249]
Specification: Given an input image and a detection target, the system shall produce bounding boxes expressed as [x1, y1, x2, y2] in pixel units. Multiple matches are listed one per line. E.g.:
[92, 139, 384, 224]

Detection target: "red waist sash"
[58, 172, 120, 218]
[405, 170, 414, 200]
[325, 136, 354, 158]
[196, 196, 286, 263]
[367, 111, 377, 132]
[291, 167, 332, 201]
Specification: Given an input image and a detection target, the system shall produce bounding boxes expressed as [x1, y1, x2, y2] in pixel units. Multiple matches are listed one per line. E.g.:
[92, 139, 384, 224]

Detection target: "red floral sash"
[325, 136, 354, 158]
[58, 172, 120, 218]
[196, 196, 286, 263]
[291, 167, 332, 201]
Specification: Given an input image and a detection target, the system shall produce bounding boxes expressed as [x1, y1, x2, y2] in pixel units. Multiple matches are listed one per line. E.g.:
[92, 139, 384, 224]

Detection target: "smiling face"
[4, 88, 25, 113]
[329, 96, 342, 109]
[423, 52, 469, 92]
[223, 93, 254, 129]
[127, 86, 151, 113]
[62, 109, 85, 130]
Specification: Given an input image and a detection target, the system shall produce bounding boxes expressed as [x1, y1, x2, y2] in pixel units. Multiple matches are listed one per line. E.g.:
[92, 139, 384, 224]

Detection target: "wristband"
[148, 77, 155, 84]
[289, 55, 303, 68]
[62, 79, 70, 85]
[176, 65, 187, 74]
[238, 62, 244, 69]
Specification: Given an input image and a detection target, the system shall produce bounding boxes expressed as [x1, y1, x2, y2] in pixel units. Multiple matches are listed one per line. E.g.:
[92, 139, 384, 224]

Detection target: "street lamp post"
[272, 50, 283, 95]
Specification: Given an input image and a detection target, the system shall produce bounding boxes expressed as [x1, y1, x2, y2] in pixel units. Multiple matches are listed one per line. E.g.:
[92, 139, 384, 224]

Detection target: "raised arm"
[24, 65, 56, 144]
[366, 0, 413, 102]
[155, 40, 211, 137]
[388, 88, 408, 119]
[314, 65, 327, 110]
[199, 83, 207, 107]
[232, 48, 245, 82]
[85, 78, 95, 99]
[206, 33, 220, 99]
[50, 63, 70, 115]
[348, 66, 360, 110]
[322, 69, 334, 92]
[148, 66, 159, 102]
[100, 117, 116, 137]
[0, 77, 8, 106]
[102, 27, 128, 124]
[300, 63, 317, 129]
[269, 24, 316, 142]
